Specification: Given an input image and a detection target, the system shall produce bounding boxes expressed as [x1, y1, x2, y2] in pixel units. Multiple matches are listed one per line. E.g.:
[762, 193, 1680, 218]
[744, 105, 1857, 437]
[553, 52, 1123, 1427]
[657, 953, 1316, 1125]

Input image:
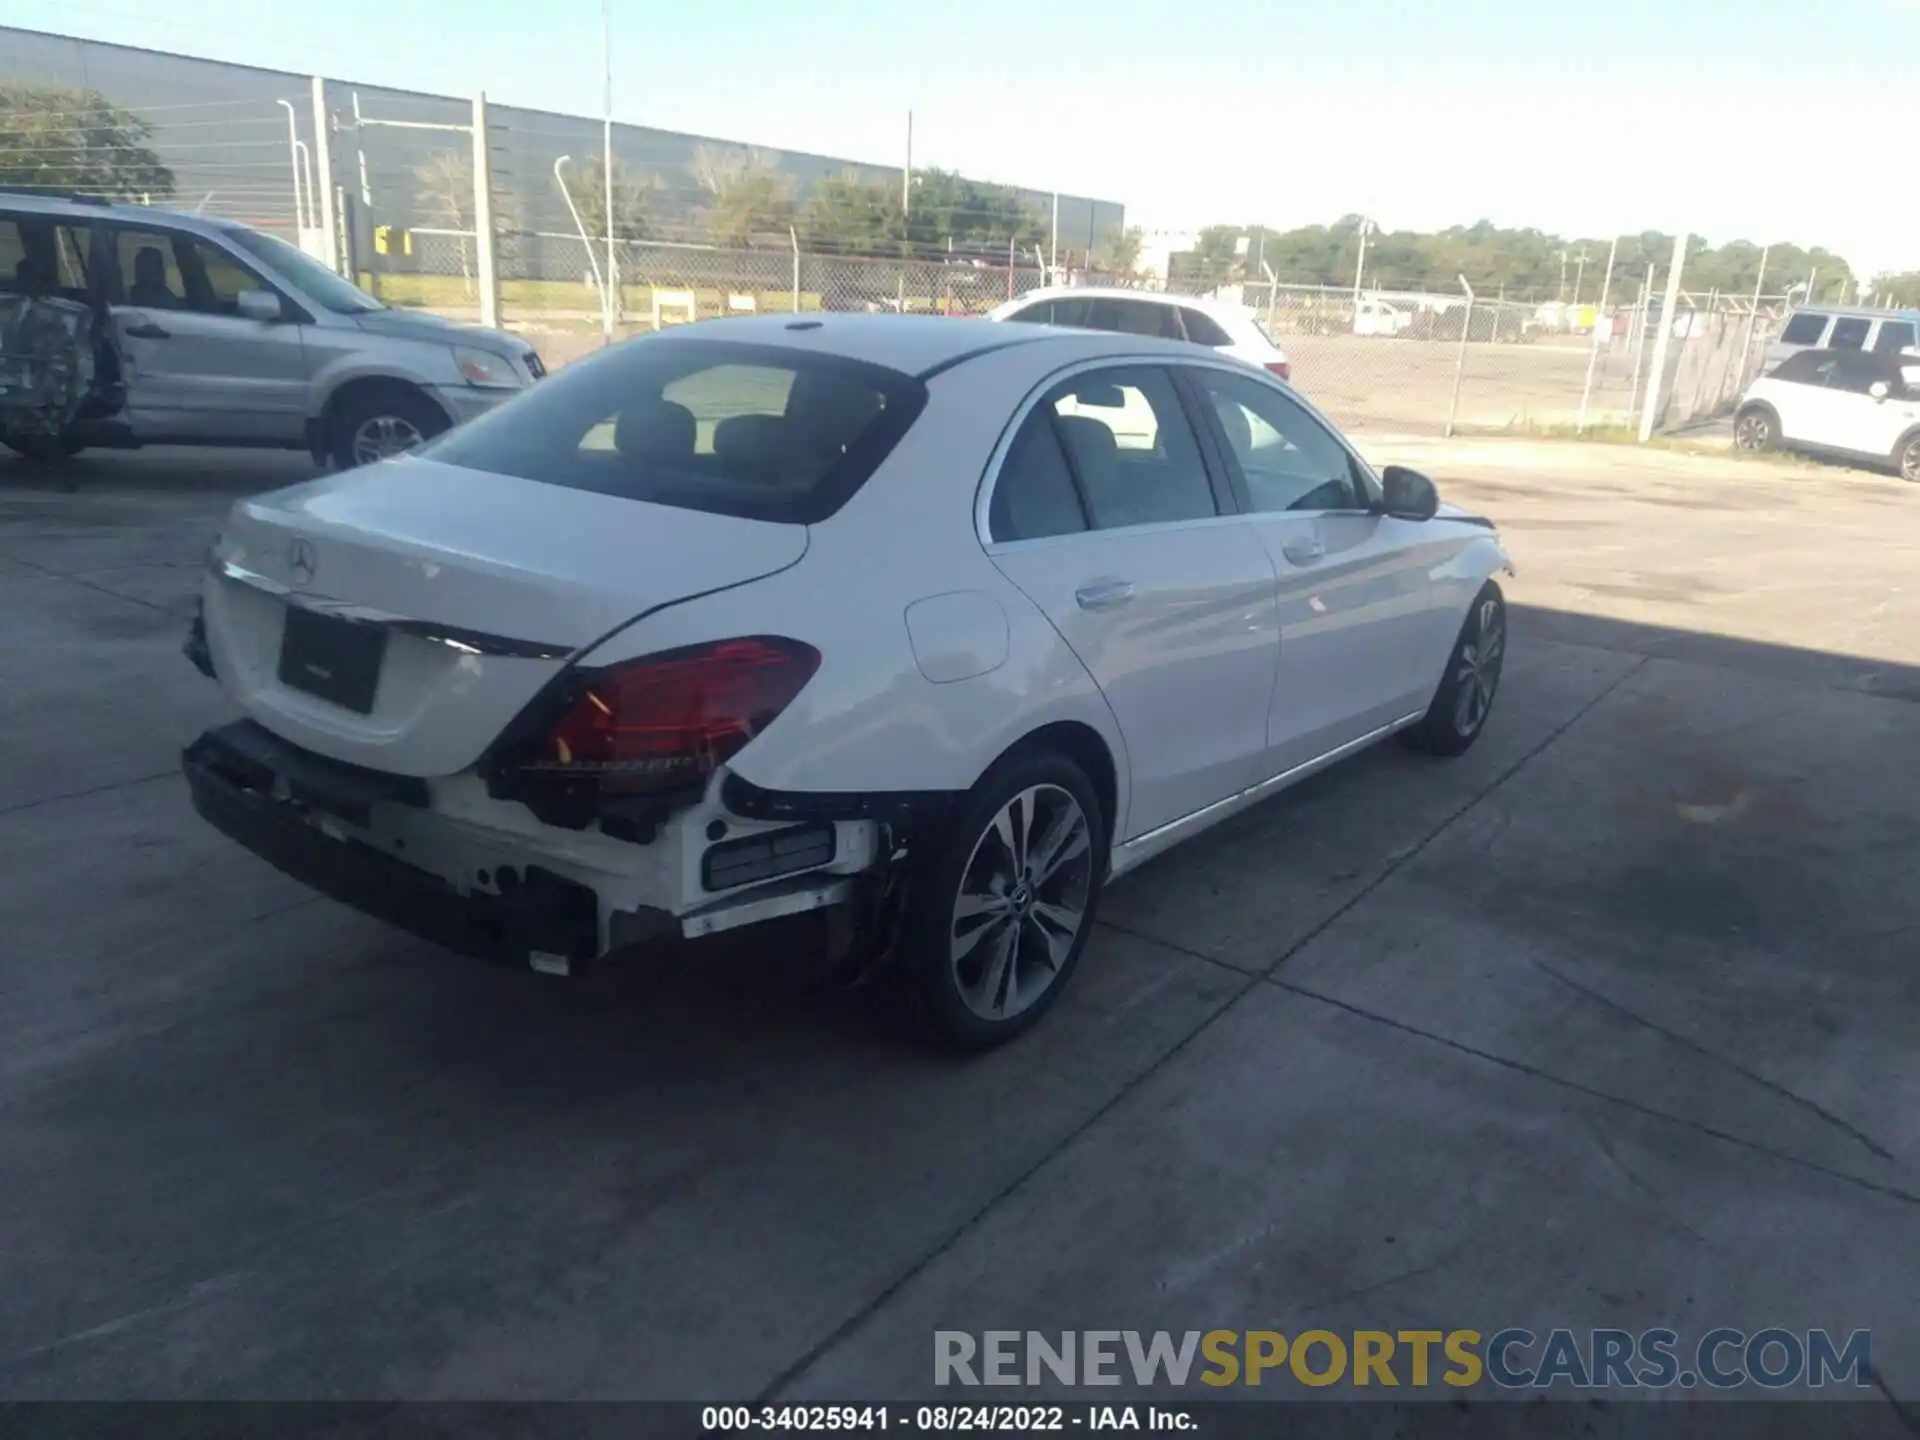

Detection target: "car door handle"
[1074, 579, 1135, 611]
[123, 321, 170, 339]
[1282, 538, 1326, 564]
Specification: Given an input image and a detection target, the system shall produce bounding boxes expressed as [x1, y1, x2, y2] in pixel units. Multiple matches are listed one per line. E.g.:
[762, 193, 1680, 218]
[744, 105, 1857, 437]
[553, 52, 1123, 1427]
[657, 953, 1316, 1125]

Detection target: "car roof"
[645, 313, 1225, 378]
[1009, 285, 1254, 315]
[1789, 303, 1920, 322]
[0, 189, 227, 233]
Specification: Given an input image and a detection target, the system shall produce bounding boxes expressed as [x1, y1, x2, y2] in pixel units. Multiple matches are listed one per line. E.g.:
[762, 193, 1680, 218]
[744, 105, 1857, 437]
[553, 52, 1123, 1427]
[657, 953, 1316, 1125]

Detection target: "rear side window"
[1085, 298, 1184, 341]
[1770, 350, 1837, 384]
[988, 412, 1087, 542]
[1044, 366, 1218, 530]
[1830, 317, 1870, 350]
[1780, 312, 1827, 345]
[1007, 299, 1055, 324]
[425, 338, 927, 524]
[1873, 320, 1917, 354]
[1179, 308, 1234, 346]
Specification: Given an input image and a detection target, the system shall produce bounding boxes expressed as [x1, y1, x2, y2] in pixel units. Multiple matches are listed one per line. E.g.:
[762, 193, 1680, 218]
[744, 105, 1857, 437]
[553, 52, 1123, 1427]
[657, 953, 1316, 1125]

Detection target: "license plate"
[277, 607, 387, 714]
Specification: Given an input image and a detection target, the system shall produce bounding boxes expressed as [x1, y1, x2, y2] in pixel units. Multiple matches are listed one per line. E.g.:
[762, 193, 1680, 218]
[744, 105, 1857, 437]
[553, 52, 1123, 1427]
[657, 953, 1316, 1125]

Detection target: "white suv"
[988, 287, 1291, 382]
[1734, 347, 1920, 483]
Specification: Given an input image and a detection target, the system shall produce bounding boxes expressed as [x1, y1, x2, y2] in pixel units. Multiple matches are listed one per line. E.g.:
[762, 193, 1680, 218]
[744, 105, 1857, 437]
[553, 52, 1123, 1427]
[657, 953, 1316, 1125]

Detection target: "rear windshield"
[425, 337, 927, 524]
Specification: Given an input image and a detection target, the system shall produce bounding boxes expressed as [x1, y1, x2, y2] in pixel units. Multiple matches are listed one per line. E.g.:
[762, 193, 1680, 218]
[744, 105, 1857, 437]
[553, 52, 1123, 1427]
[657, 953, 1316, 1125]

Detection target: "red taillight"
[1265, 360, 1292, 382]
[535, 637, 820, 794]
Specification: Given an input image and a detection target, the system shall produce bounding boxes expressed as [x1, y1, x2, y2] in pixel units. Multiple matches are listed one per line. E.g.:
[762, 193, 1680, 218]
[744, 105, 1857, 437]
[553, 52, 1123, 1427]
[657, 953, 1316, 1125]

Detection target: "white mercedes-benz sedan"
[183, 314, 1513, 1048]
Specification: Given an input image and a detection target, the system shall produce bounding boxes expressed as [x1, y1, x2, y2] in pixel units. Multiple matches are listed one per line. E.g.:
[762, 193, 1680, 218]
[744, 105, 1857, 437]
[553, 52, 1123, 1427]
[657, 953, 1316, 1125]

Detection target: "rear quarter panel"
[568, 345, 1136, 830]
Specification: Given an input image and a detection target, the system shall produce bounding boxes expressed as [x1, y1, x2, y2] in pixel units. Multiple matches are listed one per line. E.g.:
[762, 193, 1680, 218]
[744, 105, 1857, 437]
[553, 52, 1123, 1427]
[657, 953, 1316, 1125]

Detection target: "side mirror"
[1380, 465, 1440, 521]
[236, 289, 282, 323]
[1868, 381, 1891, 402]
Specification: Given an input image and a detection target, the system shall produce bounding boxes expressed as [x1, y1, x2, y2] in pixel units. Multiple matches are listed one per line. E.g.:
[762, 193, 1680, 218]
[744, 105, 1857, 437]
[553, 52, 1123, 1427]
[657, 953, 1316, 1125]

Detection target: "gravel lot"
[0, 437, 1914, 1418]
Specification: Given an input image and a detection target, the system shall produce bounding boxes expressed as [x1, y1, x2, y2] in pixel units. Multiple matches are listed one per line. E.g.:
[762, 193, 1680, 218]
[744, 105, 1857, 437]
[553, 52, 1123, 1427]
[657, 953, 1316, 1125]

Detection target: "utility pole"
[1573, 246, 1589, 306]
[1639, 233, 1688, 443]
[1558, 249, 1569, 303]
[470, 93, 498, 329]
[1576, 234, 1619, 430]
[602, 0, 618, 339]
[1050, 191, 1059, 281]
[1352, 216, 1371, 305]
[902, 109, 912, 217]
[310, 76, 340, 274]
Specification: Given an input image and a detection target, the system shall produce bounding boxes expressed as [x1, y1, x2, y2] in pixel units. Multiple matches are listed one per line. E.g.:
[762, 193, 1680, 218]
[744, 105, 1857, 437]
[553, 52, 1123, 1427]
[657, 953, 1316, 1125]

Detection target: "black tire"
[1402, 581, 1507, 758]
[1734, 404, 1778, 454]
[1896, 432, 1920, 485]
[0, 433, 79, 464]
[328, 387, 449, 470]
[900, 748, 1108, 1050]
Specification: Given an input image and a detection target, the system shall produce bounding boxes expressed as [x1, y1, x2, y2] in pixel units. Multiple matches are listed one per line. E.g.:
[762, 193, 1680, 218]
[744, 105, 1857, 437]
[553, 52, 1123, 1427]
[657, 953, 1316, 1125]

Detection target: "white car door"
[984, 364, 1280, 841]
[1765, 352, 1840, 445]
[1827, 352, 1918, 456]
[1183, 364, 1439, 775]
[112, 224, 309, 444]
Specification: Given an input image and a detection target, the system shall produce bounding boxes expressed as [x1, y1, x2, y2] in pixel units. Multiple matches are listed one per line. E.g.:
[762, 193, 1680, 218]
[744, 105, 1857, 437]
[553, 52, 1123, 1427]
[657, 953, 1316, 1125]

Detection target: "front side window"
[1780, 312, 1827, 346]
[113, 228, 187, 309]
[1043, 366, 1217, 530]
[1829, 317, 1870, 350]
[1829, 353, 1894, 395]
[426, 338, 925, 524]
[1191, 367, 1362, 512]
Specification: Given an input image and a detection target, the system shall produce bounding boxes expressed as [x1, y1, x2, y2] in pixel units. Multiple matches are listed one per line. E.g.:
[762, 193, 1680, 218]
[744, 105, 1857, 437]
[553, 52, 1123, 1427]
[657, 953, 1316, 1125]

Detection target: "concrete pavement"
[0, 441, 1913, 1413]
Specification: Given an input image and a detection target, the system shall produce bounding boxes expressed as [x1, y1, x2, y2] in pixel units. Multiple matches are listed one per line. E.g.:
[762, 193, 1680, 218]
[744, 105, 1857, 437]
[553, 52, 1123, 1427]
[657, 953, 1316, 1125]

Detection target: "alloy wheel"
[351, 414, 426, 466]
[949, 783, 1094, 1021]
[1902, 439, 1920, 484]
[1452, 597, 1505, 736]
[1735, 412, 1770, 451]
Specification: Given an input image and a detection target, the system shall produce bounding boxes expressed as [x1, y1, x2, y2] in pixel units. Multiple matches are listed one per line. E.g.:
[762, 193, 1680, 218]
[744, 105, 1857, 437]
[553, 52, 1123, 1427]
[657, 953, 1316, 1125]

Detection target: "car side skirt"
[1108, 711, 1426, 881]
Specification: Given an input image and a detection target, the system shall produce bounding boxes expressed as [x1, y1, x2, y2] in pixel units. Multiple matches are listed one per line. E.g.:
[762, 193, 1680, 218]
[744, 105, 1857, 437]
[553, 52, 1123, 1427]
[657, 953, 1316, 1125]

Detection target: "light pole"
[555, 155, 609, 317]
[602, 0, 619, 339]
[275, 99, 309, 231]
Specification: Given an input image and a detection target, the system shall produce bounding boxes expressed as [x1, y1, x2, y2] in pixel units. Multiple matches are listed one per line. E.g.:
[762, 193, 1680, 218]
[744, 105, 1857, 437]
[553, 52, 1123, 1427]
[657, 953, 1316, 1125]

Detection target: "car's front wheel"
[1896, 432, 1920, 484]
[903, 750, 1106, 1050]
[1734, 405, 1777, 454]
[330, 387, 449, 469]
[1403, 581, 1506, 757]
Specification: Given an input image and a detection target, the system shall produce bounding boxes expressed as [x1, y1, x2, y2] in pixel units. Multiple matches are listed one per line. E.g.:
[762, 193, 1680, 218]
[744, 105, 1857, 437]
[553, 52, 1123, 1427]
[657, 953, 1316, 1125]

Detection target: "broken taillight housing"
[528, 637, 821, 798]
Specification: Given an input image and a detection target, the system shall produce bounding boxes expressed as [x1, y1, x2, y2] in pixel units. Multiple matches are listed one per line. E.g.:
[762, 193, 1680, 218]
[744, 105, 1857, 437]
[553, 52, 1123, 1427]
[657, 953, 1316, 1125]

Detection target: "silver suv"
[0, 191, 542, 468]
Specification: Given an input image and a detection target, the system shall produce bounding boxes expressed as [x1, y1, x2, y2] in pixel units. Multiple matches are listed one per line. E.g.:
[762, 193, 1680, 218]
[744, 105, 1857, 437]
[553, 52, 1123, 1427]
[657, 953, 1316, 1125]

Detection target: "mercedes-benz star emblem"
[289, 538, 317, 587]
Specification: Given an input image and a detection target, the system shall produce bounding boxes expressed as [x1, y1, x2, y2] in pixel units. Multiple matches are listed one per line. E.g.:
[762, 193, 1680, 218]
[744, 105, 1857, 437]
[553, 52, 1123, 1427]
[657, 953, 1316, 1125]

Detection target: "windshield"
[425, 337, 928, 524]
[216, 224, 384, 314]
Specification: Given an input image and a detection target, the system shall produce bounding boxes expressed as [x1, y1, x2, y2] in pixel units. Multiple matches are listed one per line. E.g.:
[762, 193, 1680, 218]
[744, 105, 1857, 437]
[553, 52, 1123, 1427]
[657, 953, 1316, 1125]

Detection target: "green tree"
[1094, 225, 1143, 281]
[798, 169, 901, 254]
[0, 83, 173, 199]
[691, 145, 794, 247]
[412, 149, 526, 294]
[1872, 271, 1920, 308]
[563, 157, 657, 243]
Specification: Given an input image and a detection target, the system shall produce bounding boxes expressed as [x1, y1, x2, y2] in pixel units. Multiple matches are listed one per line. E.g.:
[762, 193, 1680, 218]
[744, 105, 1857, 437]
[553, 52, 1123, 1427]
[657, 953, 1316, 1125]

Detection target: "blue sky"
[9, 0, 1916, 273]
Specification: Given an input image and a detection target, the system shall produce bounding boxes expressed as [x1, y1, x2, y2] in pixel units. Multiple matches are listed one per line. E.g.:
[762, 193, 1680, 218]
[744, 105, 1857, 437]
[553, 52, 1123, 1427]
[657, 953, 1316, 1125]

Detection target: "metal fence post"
[1638, 233, 1689, 442]
[1444, 274, 1475, 438]
[1577, 235, 1619, 430]
[310, 77, 341, 275]
[790, 227, 801, 313]
[470, 93, 500, 330]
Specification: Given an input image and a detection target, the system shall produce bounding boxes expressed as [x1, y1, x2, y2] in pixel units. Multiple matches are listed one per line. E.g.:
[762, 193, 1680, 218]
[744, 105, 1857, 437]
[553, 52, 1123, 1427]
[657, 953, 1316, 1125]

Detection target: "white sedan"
[183, 315, 1512, 1048]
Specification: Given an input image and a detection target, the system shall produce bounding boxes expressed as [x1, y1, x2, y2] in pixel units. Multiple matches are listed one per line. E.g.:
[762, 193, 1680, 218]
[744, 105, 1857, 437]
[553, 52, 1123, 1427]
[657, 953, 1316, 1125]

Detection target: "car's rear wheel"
[1897, 432, 1920, 484]
[330, 387, 449, 469]
[902, 750, 1106, 1050]
[1734, 405, 1777, 454]
[1403, 582, 1506, 758]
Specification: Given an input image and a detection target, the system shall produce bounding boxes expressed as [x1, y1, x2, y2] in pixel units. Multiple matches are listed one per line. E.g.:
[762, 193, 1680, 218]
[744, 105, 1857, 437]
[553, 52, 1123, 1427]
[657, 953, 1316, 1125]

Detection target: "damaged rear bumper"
[183, 722, 603, 971]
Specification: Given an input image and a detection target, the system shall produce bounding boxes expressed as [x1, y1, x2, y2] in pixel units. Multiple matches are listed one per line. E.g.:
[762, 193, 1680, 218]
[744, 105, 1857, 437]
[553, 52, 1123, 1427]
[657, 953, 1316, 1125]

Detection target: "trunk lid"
[202, 457, 807, 777]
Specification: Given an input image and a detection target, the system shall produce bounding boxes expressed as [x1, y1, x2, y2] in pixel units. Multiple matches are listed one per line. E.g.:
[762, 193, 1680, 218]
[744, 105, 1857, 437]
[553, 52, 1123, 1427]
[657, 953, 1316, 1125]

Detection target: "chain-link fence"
[1157, 278, 1784, 437]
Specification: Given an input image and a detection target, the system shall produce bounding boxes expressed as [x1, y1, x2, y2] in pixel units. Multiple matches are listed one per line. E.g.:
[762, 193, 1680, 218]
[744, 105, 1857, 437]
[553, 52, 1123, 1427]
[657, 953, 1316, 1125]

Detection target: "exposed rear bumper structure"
[183, 722, 601, 970]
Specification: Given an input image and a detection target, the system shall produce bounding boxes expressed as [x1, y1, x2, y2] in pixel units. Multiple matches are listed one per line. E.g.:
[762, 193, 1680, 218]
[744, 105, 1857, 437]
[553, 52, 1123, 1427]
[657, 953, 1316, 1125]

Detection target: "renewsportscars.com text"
[934, 1328, 1873, 1391]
